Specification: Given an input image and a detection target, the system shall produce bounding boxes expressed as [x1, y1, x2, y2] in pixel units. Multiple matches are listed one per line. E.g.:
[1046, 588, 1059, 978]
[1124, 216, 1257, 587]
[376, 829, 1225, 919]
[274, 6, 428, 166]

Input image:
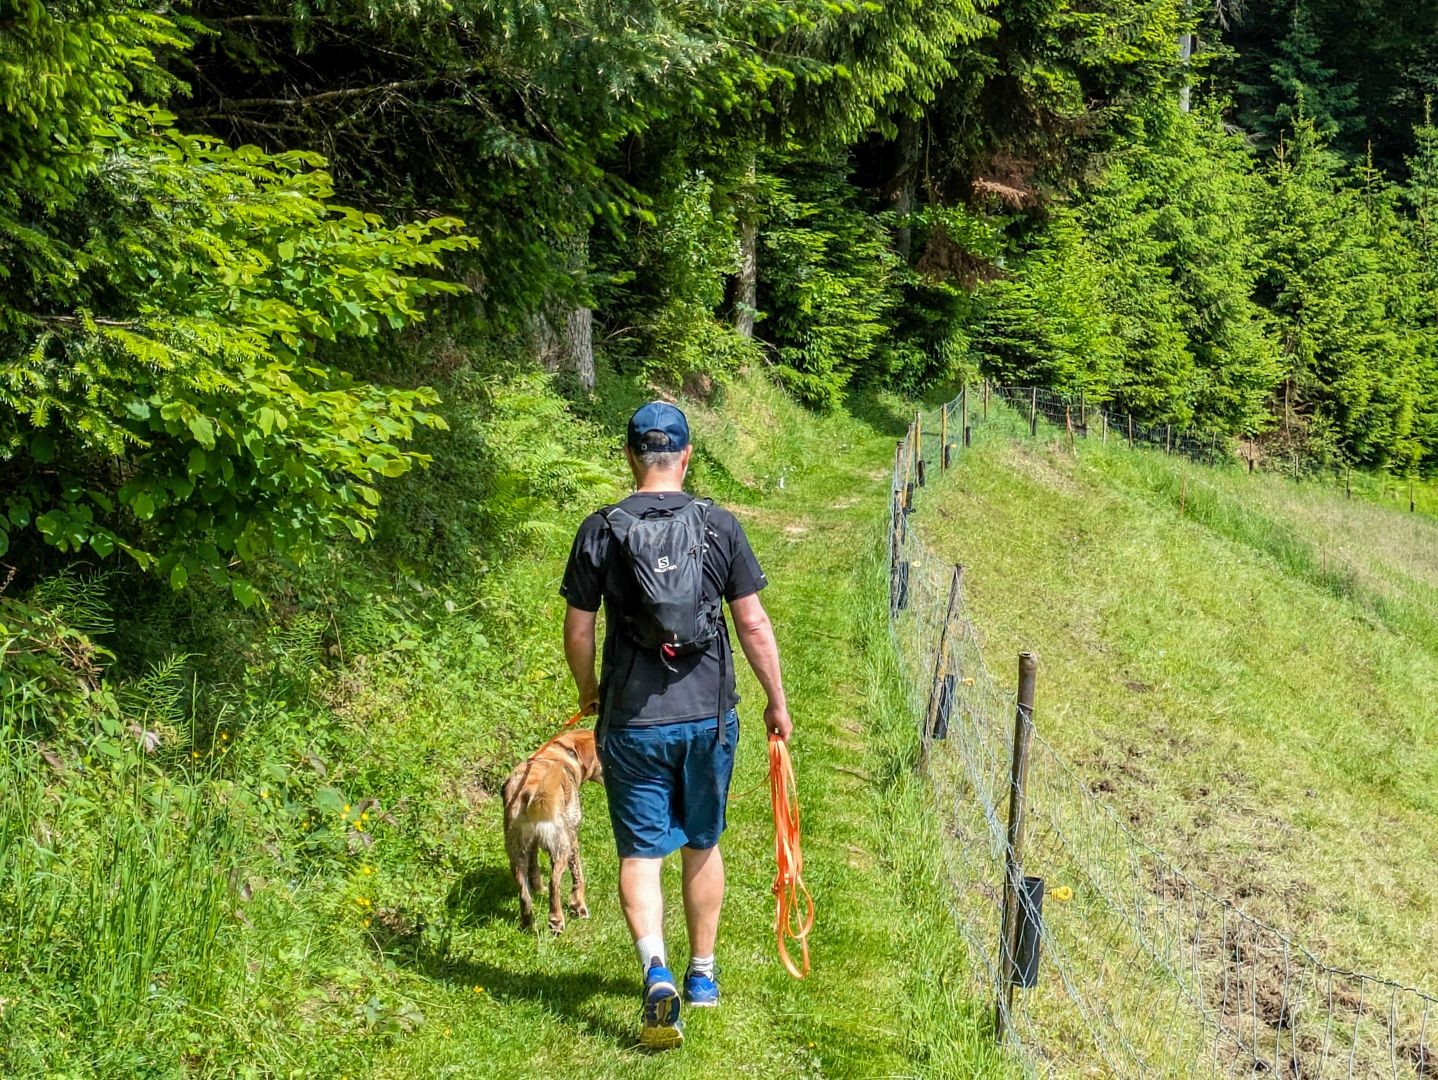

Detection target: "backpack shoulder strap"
[600, 503, 637, 545]
[683, 496, 714, 526]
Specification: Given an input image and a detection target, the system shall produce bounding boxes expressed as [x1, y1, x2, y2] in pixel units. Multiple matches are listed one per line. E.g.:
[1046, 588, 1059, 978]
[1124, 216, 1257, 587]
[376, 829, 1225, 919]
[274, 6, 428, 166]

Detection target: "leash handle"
[769, 733, 813, 979]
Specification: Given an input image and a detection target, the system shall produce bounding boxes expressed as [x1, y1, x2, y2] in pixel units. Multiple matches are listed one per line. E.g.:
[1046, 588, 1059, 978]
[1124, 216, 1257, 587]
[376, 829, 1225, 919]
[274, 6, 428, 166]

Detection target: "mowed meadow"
[920, 409, 1438, 994]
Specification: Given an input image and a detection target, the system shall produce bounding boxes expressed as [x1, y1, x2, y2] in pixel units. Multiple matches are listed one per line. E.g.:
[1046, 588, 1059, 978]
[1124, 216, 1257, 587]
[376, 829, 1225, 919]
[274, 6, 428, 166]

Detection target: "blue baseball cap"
[627, 401, 690, 453]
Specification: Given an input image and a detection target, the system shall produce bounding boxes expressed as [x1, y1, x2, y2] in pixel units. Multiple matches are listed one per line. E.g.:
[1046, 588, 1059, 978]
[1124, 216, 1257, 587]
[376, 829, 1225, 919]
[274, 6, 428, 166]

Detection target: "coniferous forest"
[6, 1, 1438, 588]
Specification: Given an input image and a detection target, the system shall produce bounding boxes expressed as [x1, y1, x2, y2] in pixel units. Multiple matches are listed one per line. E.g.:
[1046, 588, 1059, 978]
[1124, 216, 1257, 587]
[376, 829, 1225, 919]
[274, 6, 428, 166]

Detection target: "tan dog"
[500, 728, 603, 933]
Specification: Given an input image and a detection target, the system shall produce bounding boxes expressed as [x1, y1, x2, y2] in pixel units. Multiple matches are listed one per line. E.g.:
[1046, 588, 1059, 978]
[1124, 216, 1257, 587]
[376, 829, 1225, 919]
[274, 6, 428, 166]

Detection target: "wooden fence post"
[914, 411, 922, 479]
[1101, 412, 1108, 445]
[983, 380, 990, 419]
[922, 566, 965, 770]
[995, 652, 1038, 1044]
[940, 403, 949, 471]
[1127, 414, 1134, 448]
[961, 385, 969, 447]
[1029, 388, 1038, 437]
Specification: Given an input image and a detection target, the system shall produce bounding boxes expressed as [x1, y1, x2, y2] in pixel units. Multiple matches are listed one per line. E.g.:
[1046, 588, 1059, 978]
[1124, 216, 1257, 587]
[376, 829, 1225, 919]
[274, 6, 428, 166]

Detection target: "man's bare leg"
[621, 854, 683, 1048]
[680, 844, 724, 959]
[619, 856, 666, 967]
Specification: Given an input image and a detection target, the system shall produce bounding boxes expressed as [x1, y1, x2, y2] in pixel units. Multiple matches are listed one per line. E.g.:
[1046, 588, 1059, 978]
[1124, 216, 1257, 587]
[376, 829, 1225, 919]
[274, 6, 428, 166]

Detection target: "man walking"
[560, 401, 792, 1050]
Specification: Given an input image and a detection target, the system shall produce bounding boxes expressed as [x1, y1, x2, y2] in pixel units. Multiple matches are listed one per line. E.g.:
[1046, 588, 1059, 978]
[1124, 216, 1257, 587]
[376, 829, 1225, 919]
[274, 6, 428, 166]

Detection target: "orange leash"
[532, 710, 585, 757]
[769, 734, 814, 979]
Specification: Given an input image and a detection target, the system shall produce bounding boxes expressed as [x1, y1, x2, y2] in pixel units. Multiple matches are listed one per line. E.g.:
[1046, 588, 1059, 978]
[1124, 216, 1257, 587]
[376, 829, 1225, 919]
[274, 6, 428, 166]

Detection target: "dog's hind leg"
[527, 841, 542, 905]
[510, 840, 535, 931]
[567, 843, 589, 920]
[547, 838, 569, 934]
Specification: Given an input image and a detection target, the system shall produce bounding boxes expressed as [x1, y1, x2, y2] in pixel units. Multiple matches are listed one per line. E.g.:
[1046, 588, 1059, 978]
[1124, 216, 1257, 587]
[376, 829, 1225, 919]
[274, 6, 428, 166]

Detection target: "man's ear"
[681, 445, 694, 472]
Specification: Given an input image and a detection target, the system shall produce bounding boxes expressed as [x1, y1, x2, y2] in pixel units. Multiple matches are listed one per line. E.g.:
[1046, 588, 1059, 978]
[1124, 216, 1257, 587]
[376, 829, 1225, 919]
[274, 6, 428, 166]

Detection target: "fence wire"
[886, 388, 1438, 1079]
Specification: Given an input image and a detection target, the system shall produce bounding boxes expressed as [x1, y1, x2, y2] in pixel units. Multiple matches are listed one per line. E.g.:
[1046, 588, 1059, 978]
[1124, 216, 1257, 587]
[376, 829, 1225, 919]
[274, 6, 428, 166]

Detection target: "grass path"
[368, 389, 1006, 1079]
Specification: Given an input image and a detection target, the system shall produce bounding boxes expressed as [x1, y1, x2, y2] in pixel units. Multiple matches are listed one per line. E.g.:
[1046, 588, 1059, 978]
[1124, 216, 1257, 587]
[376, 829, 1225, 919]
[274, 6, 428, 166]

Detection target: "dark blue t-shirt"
[560, 492, 766, 726]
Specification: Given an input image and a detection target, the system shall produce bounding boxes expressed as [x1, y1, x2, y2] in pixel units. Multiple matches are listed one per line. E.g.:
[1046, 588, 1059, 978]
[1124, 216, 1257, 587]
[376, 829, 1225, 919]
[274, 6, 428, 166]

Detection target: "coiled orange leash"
[769, 734, 814, 979]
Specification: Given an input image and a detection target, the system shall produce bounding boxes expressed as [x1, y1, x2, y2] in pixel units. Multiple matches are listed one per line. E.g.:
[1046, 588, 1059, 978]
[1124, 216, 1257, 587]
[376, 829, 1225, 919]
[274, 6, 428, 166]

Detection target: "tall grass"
[0, 696, 242, 1071]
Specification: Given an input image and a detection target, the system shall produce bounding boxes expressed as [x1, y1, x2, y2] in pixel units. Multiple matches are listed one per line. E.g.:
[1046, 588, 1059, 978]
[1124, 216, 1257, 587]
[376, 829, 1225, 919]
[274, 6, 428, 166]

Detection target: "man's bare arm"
[563, 605, 601, 715]
[729, 592, 792, 741]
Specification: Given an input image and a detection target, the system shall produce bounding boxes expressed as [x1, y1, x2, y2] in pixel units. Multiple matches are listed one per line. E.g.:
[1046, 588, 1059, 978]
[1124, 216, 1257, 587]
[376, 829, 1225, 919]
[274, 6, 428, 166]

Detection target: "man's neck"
[634, 474, 686, 494]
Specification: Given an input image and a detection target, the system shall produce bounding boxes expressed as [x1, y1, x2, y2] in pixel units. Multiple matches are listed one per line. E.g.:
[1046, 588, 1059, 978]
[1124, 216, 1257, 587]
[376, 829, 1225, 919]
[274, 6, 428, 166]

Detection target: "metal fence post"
[940, 402, 949, 470]
[961, 385, 969, 447]
[995, 652, 1038, 1045]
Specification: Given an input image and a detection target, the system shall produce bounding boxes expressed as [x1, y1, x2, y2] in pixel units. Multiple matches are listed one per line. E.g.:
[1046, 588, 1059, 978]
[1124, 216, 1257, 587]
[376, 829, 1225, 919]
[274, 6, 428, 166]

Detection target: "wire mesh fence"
[987, 382, 1430, 510]
[887, 389, 1438, 1078]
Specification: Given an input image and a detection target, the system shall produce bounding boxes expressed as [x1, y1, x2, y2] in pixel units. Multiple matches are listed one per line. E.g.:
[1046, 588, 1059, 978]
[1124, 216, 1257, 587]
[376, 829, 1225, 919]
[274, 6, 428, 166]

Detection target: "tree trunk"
[727, 154, 759, 338]
[889, 116, 922, 263]
[1178, 31, 1194, 113]
[532, 228, 595, 390]
[734, 215, 757, 339]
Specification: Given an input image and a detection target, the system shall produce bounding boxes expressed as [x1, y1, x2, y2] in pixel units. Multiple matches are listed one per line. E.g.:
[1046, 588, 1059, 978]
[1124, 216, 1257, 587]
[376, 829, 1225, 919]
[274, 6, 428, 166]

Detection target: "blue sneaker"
[640, 961, 684, 1050]
[683, 965, 720, 1007]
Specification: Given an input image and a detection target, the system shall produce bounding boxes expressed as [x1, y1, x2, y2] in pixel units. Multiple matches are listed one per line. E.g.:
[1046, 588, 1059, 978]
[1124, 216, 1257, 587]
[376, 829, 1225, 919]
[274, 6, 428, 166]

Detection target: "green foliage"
[595, 170, 761, 384]
[760, 159, 908, 408]
[1, 6, 474, 587]
[971, 210, 1123, 396]
[1218, 0, 1438, 166]
[374, 360, 621, 574]
[1083, 108, 1283, 429]
[1256, 118, 1422, 467]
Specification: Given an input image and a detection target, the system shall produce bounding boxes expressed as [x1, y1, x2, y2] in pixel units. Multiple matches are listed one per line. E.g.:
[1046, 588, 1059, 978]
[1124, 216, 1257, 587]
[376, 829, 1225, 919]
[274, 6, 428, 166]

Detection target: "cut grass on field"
[918, 413, 1438, 996]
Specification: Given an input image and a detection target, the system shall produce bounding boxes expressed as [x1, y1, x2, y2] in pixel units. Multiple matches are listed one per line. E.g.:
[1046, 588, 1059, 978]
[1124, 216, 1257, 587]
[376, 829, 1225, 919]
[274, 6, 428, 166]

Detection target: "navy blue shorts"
[600, 711, 739, 858]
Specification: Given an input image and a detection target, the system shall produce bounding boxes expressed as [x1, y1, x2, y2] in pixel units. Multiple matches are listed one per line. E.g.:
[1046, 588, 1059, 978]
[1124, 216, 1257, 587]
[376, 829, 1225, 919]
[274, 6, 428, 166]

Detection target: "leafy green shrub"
[1, 4, 475, 592]
[599, 171, 761, 385]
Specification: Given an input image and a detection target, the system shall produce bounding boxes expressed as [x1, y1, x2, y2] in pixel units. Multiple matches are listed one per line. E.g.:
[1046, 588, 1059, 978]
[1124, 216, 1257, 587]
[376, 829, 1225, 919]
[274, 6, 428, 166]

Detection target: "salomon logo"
[655, 556, 675, 573]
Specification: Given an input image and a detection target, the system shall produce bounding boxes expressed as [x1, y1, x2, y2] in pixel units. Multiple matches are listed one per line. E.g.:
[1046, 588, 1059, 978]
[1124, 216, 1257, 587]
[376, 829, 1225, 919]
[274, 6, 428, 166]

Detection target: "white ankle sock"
[689, 953, 715, 977]
[636, 934, 667, 972]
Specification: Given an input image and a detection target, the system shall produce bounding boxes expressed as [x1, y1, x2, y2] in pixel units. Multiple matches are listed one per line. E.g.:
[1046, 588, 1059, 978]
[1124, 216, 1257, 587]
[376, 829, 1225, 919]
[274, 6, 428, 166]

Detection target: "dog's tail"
[501, 772, 539, 815]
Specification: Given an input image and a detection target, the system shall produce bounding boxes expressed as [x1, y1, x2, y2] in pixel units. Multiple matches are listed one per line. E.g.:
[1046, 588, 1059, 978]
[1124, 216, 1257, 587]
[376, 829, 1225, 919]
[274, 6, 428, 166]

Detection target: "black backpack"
[602, 498, 722, 660]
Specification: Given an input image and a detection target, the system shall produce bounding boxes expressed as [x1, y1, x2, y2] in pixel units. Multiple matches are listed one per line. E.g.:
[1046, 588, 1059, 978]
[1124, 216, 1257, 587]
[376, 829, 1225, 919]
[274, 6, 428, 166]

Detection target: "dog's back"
[500, 729, 600, 933]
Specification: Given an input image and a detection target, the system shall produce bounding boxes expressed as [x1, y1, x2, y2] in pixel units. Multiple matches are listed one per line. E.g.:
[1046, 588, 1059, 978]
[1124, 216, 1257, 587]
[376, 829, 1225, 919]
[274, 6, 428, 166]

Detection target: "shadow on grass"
[410, 946, 641, 1049]
[379, 862, 645, 1051]
[844, 387, 910, 439]
[444, 863, 519, 928]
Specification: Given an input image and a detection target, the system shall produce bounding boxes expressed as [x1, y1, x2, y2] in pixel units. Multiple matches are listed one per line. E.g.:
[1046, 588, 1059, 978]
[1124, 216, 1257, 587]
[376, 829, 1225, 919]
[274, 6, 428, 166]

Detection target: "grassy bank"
[918, 411, 1438, 996]
[0, 375, 1006, 1077]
